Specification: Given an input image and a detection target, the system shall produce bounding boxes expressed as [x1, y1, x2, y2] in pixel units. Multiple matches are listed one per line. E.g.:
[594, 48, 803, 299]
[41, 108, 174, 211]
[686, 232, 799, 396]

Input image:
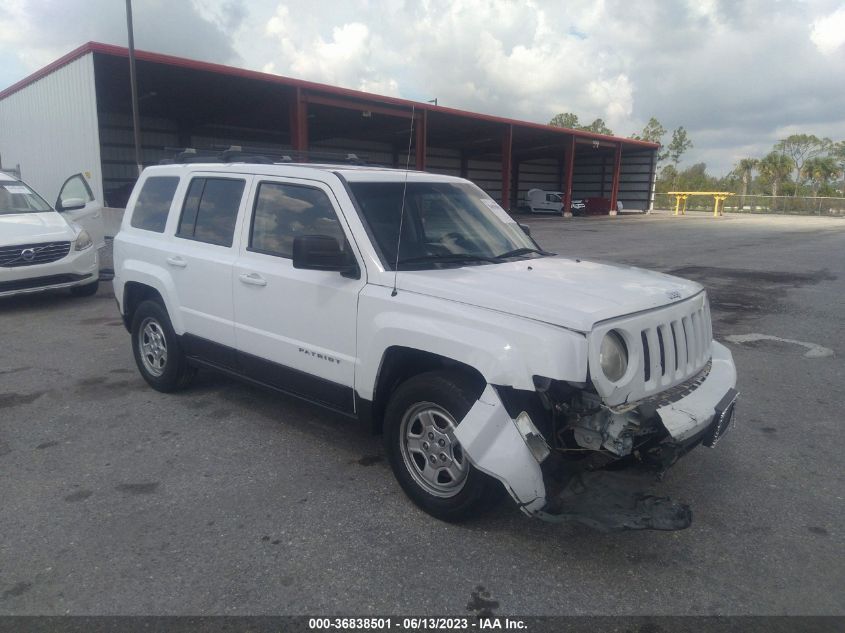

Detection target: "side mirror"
[58, 197, 86, 212]
[519, 223, 531, 237]
[292, 235, 358, 277]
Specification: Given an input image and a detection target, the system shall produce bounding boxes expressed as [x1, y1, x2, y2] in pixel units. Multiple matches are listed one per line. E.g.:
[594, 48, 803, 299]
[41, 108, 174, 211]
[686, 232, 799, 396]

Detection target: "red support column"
[289, 87, 308, 153]
[609, 142, 622, 215]
[414, 110, 427, 171]
[501, 125, 513, 210]
[562, 136, 575, 216]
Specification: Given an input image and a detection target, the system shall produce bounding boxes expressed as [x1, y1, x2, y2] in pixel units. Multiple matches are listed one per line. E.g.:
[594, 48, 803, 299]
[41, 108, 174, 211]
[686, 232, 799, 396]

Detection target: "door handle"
[166, 256, 187, 268]
[239, 272, 267, 287]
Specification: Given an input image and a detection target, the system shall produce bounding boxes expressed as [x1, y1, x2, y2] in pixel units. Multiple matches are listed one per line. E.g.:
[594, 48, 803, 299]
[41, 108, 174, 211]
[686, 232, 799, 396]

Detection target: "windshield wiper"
[397, 253, 499, 267]
[494, 247, 555, 259]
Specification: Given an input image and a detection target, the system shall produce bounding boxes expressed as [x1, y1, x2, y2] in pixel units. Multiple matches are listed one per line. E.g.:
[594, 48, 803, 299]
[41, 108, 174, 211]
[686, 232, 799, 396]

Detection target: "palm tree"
[735, 158, 758, 209]
[758, 152, 794, 207]
[803, 156, 838, 196]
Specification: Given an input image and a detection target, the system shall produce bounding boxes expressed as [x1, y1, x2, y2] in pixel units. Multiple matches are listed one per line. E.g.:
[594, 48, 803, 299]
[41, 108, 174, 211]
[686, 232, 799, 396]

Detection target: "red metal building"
[0, 42, 658, 213]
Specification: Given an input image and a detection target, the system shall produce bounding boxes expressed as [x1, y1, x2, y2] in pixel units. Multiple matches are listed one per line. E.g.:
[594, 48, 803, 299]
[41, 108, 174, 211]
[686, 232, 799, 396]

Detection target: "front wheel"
[384, 371, 503, 522]
[130, 300, 196, 392]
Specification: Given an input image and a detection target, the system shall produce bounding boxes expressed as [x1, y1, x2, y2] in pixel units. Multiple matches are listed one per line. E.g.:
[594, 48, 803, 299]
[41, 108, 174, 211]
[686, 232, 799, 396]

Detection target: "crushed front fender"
[454, 385, 547, 515]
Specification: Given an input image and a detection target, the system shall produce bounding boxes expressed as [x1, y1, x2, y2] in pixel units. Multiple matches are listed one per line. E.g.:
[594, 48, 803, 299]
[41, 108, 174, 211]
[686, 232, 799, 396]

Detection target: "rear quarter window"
[130, 176, 180, 232]
[176, 177, 245, 247]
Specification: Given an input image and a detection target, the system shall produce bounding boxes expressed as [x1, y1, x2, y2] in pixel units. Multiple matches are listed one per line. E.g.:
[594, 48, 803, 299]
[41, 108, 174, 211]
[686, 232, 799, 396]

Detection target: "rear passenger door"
[169, 173, 251, 368]
[232, 177, 364, 413]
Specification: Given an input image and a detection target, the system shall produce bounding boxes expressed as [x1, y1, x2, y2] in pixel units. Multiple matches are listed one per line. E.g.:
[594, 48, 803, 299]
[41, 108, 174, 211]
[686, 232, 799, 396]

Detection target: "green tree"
[655, 164, 678, 194]
[630, 117, 668, 162]
[549, 113, 613, 136]
[549, 112, 581, 129]
[630, 117, 667, 143]
[734, 158, 758, 209]
[668, 127, 693, 169]
[802, 156, 839, 196]
[774, 134, 831, 192]
[758, 151, 794, 198]
[832, 140, 845, 193]
[582, 118, 614, 135]
[676, 162, 713, 191]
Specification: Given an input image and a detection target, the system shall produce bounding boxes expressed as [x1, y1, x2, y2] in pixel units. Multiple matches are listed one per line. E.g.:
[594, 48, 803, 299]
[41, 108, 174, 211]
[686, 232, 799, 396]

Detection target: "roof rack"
[159, 145, 368, 166]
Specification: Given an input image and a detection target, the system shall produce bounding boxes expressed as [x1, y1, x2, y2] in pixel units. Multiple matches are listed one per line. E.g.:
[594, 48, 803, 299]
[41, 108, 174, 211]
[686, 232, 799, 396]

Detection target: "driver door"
[56, 173, 105, 249]
[232, 177, 364, 414]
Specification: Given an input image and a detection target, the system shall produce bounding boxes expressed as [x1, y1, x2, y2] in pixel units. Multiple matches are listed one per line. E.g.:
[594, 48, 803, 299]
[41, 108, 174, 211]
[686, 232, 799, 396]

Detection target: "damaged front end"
[453, 341, 738, 531]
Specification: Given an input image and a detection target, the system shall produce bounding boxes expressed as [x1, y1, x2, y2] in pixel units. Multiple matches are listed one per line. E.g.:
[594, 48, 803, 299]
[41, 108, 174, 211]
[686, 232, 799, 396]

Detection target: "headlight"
[74, 229, 92, 251]
[600, 330, 628, 382]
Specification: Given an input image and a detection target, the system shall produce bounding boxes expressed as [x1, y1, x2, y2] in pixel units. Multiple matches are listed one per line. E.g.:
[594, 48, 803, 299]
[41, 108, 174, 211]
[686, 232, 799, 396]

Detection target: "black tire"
[130, 299, 196, 392]
[384, 370, 504, 522]
[70, 279, 99, 297]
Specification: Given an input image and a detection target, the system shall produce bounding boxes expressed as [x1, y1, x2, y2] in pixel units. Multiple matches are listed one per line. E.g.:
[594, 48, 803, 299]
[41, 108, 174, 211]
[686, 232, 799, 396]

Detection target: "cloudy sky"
[1, 0, 844, 174]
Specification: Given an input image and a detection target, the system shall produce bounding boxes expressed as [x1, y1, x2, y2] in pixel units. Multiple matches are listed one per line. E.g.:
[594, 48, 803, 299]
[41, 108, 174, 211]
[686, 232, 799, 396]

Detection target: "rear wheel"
[384, 370, 503, 522]
[131, 300, 196, 392]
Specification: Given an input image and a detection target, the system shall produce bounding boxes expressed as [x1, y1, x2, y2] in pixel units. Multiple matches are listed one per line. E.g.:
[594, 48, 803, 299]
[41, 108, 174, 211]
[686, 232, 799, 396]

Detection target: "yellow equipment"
[668, 191, 734, 217]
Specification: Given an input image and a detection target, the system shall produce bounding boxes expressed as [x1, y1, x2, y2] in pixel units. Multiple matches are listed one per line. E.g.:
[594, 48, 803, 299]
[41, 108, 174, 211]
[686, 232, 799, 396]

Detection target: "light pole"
[126, 0, 143, 177]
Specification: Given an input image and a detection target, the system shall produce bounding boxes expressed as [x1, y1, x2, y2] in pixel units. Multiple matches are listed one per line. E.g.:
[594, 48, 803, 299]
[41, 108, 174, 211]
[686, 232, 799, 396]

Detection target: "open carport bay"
[0, 213, 843, 615]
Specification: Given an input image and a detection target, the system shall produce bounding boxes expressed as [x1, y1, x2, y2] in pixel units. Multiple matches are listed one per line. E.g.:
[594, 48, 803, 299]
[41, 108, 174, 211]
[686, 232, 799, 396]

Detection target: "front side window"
[0, 181, 52, 215]
[177, 177, 245, 247]
[348, 181, 538, 270]
[249, 182, 346, 258]
[130, 176, 179, 232]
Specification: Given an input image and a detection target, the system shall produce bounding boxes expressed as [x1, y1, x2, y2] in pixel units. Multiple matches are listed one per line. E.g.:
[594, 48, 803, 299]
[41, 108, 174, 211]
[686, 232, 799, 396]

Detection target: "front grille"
[639, 301, 712, 388]
[0, 273, 91, 293]
[0, 241, 72, 267]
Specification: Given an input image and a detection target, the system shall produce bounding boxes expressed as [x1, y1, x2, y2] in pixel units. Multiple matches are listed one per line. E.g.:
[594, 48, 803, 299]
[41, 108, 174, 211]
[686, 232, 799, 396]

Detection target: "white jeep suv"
[113, 161, 738, 529]
[1, 172, 103, 298]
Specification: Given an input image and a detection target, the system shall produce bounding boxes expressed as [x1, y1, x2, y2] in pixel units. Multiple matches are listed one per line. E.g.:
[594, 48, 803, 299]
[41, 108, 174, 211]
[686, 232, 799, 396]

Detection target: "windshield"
[348, 181, 539, 270]
[0, 182, 53, 215]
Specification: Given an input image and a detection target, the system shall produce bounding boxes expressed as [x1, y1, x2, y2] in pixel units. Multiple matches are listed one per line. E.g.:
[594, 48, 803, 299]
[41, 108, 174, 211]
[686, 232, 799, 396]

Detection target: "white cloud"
[1, 0, 844, 174]
[811, 6, 845, 54]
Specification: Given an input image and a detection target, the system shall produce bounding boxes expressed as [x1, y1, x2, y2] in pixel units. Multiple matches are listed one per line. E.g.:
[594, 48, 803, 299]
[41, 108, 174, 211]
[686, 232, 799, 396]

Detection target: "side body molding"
[454, 385, 546, 514]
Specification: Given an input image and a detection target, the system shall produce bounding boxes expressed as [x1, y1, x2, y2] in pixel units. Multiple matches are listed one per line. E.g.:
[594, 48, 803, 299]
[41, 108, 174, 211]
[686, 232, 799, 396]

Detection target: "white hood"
[393, 257, 703, 332]
[0, 212, 75, 245]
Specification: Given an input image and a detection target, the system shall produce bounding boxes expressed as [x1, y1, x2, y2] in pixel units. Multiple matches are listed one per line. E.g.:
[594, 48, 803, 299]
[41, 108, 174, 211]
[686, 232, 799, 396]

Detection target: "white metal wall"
[0, 53, 103, 204]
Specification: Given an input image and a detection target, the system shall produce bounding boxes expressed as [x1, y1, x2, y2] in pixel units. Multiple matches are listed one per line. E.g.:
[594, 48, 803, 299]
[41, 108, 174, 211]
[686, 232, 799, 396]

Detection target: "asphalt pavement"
[0, 211, 842, 615]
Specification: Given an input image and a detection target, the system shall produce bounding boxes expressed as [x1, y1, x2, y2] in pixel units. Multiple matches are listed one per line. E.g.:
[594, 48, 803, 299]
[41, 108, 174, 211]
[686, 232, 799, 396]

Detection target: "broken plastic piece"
[455, 385, 546, 514]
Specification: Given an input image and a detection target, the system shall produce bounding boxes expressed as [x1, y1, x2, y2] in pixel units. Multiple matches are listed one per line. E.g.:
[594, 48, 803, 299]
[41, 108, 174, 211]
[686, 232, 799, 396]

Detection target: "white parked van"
[524, 188, 563, 214]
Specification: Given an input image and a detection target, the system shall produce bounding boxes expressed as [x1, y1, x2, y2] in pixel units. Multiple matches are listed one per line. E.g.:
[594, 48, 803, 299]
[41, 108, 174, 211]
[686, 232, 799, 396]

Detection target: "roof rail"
[158, 145, 368, 166]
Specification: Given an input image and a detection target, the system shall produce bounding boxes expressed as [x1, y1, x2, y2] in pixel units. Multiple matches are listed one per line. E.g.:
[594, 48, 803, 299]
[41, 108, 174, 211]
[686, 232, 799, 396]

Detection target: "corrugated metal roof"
[0, 41, 659, 151]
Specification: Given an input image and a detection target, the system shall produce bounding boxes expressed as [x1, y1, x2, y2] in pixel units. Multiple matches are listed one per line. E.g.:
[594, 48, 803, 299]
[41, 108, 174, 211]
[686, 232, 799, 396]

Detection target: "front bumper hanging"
[454, 341, 738, 531]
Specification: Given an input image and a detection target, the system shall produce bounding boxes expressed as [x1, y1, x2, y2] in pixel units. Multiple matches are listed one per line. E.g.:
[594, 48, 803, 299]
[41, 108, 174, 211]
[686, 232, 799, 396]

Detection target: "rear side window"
[130, 177, 179, 232]
[249, 182, 346, 259]
[176, 177, 245, 247]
